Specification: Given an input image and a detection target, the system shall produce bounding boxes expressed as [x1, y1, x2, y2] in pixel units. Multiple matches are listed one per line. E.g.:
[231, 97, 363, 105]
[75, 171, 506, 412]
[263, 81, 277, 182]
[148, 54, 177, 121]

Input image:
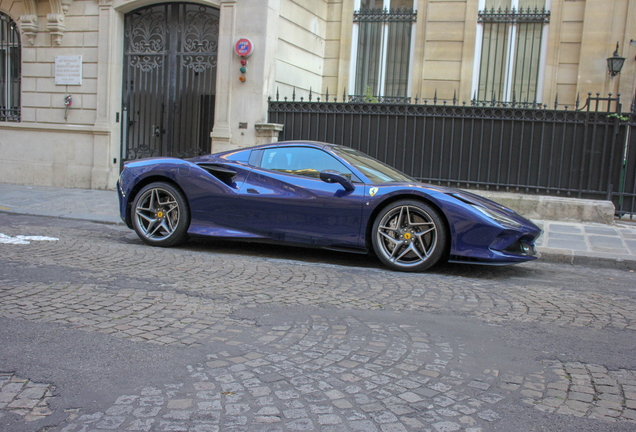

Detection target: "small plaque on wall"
[55, 55, 83, 85]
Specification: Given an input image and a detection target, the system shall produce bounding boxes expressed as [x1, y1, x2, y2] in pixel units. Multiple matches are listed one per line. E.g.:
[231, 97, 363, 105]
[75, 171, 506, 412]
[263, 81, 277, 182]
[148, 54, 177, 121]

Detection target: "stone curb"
[538, 249, 636, 271]
[470, 190, 615, 225]
[0, 209, 124, 226]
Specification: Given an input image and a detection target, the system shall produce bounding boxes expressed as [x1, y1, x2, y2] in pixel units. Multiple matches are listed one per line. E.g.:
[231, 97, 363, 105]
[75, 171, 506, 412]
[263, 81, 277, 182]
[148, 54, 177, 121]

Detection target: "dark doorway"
[121, 3, 218, 162]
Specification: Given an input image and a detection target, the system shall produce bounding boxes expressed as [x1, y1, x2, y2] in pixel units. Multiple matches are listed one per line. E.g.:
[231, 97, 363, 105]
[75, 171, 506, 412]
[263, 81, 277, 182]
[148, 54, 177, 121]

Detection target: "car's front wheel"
[132, 182, 190, 247]
[371, 200, 447, 272]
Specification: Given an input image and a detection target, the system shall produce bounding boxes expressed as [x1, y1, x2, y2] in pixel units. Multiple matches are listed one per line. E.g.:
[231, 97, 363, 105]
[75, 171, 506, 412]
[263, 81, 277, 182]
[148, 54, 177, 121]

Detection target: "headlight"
[472, 205, 522, 228]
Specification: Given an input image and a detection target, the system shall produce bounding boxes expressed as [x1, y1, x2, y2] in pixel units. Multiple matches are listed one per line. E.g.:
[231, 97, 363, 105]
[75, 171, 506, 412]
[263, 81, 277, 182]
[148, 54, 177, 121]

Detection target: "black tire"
[131, 182, 190, 247]
[371, 199, 447, 272]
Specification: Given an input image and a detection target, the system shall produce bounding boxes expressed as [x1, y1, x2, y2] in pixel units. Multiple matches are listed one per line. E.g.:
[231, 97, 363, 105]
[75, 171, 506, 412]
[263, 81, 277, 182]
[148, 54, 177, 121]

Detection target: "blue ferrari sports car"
[117, 141, 541, 272]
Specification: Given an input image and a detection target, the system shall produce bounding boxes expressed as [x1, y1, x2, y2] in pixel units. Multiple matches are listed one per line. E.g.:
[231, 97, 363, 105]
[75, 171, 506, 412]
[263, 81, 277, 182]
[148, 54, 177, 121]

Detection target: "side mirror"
[320, 170, 355, 192]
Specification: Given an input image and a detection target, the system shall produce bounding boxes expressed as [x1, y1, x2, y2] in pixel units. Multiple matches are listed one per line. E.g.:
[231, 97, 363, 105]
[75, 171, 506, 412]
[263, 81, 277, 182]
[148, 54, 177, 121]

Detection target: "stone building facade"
[0, 0, 634, 190]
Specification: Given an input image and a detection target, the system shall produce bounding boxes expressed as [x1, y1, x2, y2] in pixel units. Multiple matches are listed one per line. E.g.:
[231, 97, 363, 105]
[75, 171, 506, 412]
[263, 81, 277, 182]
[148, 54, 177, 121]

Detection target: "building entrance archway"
[121, 2, 218, 162]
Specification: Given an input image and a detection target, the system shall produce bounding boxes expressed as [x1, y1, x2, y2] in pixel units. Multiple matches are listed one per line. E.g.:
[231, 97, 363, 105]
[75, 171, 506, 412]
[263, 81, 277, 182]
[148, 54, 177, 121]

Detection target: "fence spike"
[292, 87, 296, 101]
[575, 92, 580, 109]
[554, 93, 558, 109]
[268, 96, 271, 102]
[453, 90, 457, 106]
[309, 87, 312, 101]
[434, 90, 438, 105]
[343, 88, 347, 102]
[276, 87, 279, 101]
[301, 96, 304, 102]
[512, 90, 516, 107]
[325, 88, 329, 102]
[414, 96, 419, 104]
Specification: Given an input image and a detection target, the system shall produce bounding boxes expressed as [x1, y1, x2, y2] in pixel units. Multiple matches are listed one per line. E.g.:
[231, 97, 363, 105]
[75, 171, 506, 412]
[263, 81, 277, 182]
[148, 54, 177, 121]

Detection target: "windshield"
[332, 146, 415, 184]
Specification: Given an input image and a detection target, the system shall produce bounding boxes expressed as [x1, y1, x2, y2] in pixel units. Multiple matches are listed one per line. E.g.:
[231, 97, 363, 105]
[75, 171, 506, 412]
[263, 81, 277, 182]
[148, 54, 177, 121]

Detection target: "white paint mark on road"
[0, 233, 59, 245]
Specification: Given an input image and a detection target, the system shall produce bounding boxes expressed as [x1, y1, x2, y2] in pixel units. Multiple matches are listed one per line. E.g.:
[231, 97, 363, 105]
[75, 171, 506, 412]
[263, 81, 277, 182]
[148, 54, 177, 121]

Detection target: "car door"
[236, 146, 365, 248]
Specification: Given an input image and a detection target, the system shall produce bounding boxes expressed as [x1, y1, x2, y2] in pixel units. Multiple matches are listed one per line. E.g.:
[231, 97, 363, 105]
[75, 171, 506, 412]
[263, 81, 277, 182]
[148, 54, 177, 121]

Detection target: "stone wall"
[0, 0, 113, 189]
[275, 0, 329, 98]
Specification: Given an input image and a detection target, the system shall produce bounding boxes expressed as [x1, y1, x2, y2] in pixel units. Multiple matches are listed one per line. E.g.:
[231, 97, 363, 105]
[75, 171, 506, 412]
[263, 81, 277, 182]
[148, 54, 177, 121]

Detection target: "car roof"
[274, 140, 339, 150]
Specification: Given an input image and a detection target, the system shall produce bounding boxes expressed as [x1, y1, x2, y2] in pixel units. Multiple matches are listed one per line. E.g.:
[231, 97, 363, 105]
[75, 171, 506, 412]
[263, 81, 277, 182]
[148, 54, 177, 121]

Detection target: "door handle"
[246, 188, 260, 194]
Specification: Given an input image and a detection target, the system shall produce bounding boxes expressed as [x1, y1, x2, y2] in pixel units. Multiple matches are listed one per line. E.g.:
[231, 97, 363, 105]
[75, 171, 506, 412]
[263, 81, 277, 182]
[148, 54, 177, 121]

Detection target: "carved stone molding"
[19, 0, 39, 45]
[61, 0, 74, 14]
[47, 0, 73, 44]
[49, 0, 65, 15]
[20, 14, 38, 45]
[47, 13, 65, 45]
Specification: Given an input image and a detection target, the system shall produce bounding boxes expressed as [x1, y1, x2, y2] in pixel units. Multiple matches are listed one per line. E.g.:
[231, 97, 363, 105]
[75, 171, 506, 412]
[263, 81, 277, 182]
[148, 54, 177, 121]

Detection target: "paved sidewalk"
[1, 183, 635, 270]
[0, 184, 120, 225]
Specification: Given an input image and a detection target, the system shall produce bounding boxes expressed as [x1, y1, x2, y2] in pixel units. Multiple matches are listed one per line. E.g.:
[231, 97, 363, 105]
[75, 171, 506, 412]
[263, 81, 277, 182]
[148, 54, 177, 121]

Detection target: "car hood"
[372, 181, 538, 228]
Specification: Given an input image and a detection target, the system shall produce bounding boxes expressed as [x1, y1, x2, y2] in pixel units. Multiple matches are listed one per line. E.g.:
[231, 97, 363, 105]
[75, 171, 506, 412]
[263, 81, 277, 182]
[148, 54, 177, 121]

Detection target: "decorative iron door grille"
[121, 3, 218, 163]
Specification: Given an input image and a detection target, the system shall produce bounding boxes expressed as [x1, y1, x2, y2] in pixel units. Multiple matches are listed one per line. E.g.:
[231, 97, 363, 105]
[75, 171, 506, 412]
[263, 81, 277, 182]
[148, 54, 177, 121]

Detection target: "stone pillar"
[254, 123, 284, 145]
[95, 0, 114, 127]
[577, 0, 617, 100]
[92, 0, 115, 189]
[211, 0, 237, 153]
[211, 0, 281, 153]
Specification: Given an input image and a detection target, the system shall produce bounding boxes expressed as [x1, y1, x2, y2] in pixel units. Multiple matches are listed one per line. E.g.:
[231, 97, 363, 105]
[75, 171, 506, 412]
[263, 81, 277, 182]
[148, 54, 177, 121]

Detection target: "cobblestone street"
[1, 213, 636, 431]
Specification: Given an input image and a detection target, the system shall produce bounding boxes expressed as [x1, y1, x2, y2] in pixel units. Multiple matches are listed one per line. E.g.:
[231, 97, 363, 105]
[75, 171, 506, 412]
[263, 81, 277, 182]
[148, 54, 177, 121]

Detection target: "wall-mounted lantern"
[607, 42, 626, 77]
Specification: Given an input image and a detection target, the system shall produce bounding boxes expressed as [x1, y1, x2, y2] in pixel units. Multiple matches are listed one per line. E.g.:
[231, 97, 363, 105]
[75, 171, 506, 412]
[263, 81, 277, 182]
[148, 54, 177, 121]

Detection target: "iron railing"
[0, 12, 21, 122]
[268, 90, 636, 218]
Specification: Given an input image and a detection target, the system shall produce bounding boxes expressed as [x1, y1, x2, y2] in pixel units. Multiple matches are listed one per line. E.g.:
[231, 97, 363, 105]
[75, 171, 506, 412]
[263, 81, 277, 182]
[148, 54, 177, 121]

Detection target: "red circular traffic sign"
[235, 38, 254, 57]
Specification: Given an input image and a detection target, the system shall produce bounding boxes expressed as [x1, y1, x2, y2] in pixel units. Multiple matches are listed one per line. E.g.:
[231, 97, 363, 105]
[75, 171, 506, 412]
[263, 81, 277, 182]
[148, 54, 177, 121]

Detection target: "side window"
[260, 147, 355, 180]
[473, 0, 550, 104]
[350, 0, 417, 103]
[0, 12, 21, 122]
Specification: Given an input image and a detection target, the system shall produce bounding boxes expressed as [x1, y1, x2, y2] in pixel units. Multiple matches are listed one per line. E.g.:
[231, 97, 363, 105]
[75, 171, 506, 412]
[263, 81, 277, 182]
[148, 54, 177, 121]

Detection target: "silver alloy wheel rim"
[134, 187, 180, 241]
[376, 205, 437, 268]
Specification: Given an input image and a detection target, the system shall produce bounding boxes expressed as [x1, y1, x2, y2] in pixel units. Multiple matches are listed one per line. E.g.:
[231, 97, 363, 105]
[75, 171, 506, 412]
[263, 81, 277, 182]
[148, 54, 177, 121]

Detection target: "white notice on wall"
[55, 55, 83, 85]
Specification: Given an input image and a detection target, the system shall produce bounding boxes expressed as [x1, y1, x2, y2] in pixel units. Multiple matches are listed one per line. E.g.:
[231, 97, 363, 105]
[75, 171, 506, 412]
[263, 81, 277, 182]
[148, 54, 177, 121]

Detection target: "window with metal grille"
[0, 12, 20, 122]
[350, 0, 416, 103]
[473, 0, 550, 104]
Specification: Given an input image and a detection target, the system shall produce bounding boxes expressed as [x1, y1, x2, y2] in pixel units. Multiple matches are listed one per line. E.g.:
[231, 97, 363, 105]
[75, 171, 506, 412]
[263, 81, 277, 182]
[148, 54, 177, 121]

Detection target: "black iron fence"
[268, 91, 636, 218]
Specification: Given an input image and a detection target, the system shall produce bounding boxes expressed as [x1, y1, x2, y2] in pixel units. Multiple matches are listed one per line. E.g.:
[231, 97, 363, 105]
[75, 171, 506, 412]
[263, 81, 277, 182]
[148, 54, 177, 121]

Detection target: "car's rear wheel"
[132, 182, 189, 247]
[372, 200, 447, 272]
